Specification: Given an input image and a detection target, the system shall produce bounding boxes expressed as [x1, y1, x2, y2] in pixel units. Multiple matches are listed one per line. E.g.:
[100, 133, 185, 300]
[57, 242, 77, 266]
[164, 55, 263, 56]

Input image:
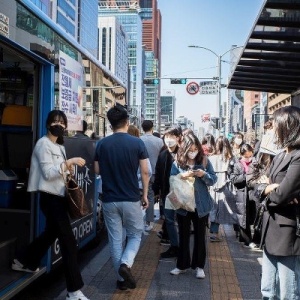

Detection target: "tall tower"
[98, 1, 143, 110]
[139, 0, 162, 130]
[78, 0, 98, 57]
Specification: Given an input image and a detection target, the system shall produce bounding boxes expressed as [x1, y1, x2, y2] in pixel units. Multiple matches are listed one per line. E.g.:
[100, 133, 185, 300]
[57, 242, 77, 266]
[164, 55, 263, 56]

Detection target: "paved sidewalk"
[12, 220, 263, 300]
[83, 221, 262, 300]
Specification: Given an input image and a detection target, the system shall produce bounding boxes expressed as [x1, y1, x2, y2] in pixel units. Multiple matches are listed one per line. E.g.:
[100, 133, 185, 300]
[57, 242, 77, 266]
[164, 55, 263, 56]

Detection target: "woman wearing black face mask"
[11, 110, 90, 300]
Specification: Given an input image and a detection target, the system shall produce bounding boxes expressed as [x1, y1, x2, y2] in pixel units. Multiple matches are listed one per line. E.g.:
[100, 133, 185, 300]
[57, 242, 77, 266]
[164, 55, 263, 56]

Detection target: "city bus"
[0, 2, 125, 298]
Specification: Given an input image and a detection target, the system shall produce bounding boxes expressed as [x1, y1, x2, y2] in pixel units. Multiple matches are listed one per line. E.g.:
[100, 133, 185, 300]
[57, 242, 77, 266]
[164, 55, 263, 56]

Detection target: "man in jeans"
[94, 104, 149, 290]
[140, 120, 164, 231]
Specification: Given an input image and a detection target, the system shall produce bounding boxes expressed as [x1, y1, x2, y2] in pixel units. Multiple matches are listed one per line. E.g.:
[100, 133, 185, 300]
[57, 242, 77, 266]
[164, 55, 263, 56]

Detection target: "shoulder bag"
[60, 150, 90, 219]
[253, 196, 268, 235]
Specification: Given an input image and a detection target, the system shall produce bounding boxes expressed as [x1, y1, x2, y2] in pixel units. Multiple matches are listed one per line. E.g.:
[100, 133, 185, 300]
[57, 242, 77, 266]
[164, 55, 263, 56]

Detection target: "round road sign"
[186, 82, 199, 95]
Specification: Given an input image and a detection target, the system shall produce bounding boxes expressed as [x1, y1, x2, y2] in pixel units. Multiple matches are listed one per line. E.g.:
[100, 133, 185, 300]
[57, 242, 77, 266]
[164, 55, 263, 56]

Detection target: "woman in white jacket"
[11, 110, 89, 300]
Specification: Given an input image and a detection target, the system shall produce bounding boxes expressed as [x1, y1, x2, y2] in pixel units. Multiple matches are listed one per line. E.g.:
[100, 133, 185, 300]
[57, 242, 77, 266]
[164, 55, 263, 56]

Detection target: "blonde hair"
[128, 125, 140, 137]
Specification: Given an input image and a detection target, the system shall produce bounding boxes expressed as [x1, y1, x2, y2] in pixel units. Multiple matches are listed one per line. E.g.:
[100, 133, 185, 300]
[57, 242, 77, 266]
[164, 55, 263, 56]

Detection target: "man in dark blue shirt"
[94, 103, 149, 291]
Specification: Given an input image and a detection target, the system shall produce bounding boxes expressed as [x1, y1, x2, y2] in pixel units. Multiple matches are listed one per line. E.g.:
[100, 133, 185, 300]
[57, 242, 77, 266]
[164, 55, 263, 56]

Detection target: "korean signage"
[59, 51, 84, 131]
[51, 137, 96, 264]
[199, 81, 218, 95]
[0, 12, 9, 37]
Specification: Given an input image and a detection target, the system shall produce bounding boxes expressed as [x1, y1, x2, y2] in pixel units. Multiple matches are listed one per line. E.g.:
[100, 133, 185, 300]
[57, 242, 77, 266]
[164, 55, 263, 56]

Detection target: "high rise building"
[139, 0, 161, 129]
[78, 0, 98, 57]
[98, 16, 128, 86]
[98, 1, 143, 109]
[28, 0, 51, 17]
[29, 0, 98, 57]
[139, 0, 161, 60]
[160, 95, 175, 133]
[52, 0, 78, 39]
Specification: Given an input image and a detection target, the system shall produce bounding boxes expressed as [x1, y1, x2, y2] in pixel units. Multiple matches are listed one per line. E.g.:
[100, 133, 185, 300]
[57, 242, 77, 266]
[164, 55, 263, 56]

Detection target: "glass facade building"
[56, 0, 77, 37]
[99, 7, 143, 108]
[78, 0, 98, 58]
[144, 51, 158, 122]
[28, 0, 51, 16]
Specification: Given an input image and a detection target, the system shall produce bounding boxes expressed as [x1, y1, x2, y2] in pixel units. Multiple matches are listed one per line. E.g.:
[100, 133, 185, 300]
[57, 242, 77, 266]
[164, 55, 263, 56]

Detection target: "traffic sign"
[199, 81, 218, 95]
[186, 82, 199, 95]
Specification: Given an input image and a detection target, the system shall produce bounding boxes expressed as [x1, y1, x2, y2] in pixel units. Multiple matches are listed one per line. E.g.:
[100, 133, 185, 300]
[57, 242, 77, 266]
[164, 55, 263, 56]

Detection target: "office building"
[78, 0, 98, 57]
[28, 0, 51, 17]
[30, 0, 98, 57]
[98, 16, 128, 86]
[98, 1, 143, 110]
[160, 95, 175, 133]
[139, 0, 161, 129]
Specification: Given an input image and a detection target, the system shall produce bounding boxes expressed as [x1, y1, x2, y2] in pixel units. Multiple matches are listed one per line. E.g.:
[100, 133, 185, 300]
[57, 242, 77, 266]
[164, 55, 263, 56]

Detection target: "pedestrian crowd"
[11, 104, 300, 299]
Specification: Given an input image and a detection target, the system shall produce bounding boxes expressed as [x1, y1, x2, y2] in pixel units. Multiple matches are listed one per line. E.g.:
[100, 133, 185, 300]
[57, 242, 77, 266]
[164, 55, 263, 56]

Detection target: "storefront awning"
[228, 0, 300, 94]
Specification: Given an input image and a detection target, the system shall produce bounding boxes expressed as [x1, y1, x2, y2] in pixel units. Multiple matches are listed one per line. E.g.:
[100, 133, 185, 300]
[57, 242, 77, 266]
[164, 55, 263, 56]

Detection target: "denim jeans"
[145, 182, 155, 223]
[210, 221, 219, 234]
[164, 208, 178, 247]
[261, 249, 300, 300]
[102, 201, 144, 281]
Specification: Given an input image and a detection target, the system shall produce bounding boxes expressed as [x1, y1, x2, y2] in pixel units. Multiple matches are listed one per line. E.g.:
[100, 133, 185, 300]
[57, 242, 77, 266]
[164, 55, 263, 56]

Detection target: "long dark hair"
[177, 132, 205, 169]
[46, 110, 68, 145]
[214, 136, 233, 162]
[201, 133, 216, 155]
[273, 106, 300, 149]
[240, 143, 254, 156]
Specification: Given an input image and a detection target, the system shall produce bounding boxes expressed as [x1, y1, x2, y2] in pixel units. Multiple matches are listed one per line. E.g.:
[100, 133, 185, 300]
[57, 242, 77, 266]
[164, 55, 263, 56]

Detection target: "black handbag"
[253, 196, 268, 235]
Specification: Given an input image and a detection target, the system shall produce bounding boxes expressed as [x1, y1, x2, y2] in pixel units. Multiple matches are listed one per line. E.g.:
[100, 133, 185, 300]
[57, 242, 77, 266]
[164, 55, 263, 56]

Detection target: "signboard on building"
[0, 12, 9, 37]
[199, 81, 218, 95]
[59, 51, 84, 130]
[163, 89, 175, 96]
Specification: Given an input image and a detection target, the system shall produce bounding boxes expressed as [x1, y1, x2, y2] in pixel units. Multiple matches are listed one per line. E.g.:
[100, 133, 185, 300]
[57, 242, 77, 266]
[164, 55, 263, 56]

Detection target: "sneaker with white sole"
[170, 267, 187, 275]
[196, 267, 205, 279]
[66, 290, 90, 300]
[11, 259, 39, 273]
[144, 223, 153, 231]
[243, 242, 259, 249]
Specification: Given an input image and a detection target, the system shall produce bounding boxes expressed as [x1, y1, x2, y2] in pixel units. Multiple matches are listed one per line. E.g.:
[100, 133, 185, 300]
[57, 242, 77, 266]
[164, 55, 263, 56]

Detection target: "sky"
[157, 0, 264, 132]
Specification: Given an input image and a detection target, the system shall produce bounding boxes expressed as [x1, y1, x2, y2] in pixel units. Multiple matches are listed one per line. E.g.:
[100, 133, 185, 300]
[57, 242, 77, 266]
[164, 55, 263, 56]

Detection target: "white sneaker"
[145, 223, 153, 231]
[11, 259, 39, 273]
[170, 267, 187, 275]
[66, 290, 90, 300]
[196, 267, 205, 279]
[243, 242, 259, 250]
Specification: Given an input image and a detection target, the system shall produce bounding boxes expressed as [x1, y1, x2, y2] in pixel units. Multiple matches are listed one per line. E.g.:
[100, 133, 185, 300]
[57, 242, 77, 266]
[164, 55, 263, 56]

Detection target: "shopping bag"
[167, 174, 195, 212]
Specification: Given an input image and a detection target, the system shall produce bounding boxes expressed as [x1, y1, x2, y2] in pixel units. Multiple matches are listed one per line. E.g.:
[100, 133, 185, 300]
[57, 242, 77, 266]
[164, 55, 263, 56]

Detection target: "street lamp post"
[188, 45, 243, 134]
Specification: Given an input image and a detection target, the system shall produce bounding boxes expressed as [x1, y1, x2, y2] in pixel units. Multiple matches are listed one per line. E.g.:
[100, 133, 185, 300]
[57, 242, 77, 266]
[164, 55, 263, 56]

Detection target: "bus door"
[0, 37, 54, 300]
[50, 136, 98, 266]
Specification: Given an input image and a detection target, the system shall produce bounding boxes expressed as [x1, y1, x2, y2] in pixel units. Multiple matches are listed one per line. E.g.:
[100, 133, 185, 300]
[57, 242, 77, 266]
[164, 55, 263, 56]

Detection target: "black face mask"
[49, 124, 65, 137]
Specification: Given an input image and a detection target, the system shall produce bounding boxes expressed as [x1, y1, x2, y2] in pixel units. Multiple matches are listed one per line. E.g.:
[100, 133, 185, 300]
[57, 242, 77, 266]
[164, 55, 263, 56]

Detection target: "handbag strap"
[59, 147, 72, 186]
